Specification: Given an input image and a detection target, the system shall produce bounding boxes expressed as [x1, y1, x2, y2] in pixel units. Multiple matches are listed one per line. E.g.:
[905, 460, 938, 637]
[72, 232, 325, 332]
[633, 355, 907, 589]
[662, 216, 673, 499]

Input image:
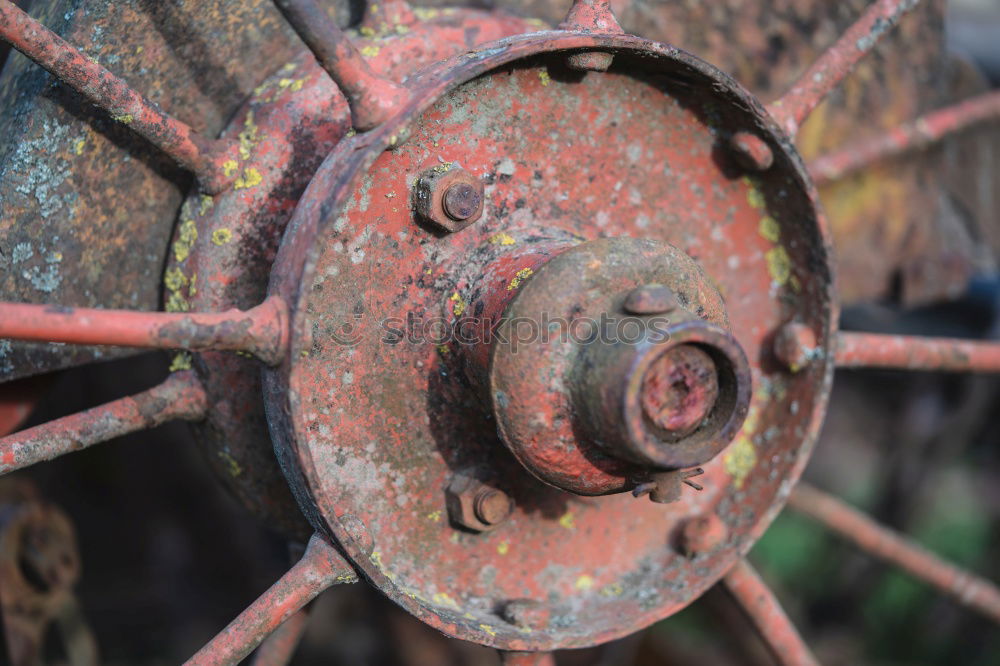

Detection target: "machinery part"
[0, 0, 996, 662]
[413, 164, 486, 232]
[0, 480, 97, 666]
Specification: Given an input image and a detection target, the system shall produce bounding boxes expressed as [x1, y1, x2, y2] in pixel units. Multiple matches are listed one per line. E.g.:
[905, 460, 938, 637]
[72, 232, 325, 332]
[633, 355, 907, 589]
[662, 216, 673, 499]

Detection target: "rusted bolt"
[413, 164, 484, 233]
[622, 284, 680, 315]
[678, 512, 728, 556]
[442, 182, 483, 222]
[729, 131, 774, 172]
[773, 321, 818, 373]
[566, 51, 614, 72]
[445, 474, 511, 532]
[501, 599, 550, 630]
[474, 489, 513, 526]
[641, 345, 720, 437]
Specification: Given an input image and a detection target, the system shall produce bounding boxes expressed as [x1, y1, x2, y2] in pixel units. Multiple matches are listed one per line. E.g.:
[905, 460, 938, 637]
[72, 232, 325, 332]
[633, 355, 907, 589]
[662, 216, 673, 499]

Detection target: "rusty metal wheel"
[0, 0, 998, 663]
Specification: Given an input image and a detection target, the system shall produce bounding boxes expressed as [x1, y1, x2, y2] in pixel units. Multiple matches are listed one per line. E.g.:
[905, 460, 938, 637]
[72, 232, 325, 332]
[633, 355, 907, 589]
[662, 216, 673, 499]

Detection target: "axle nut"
[445, 473, 511, 532]
[678, 512, 728, 556]
[413, 164, 484, 233]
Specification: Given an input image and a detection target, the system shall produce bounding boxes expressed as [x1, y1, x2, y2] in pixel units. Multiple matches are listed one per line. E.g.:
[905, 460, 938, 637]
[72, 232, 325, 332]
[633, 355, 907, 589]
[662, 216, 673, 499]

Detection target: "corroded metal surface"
[166, 7, 537, 539]
[836, 331, 1000, 372]
[264, 30, 836, 649]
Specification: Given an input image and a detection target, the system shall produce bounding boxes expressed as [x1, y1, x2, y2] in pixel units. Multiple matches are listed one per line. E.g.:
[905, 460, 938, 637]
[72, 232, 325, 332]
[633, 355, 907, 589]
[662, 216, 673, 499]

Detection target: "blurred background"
[1, 0, 998, 664]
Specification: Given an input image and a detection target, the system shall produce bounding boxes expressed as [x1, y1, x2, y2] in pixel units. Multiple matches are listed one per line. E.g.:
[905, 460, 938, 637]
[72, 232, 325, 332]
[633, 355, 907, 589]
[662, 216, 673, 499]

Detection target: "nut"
[773, 321, 818, 373]
[501, 599, 551, 630]
[729, 131, 774, 172]
[622, 284, 679, 315]
[445, 474, 512, 532]
[413, 164, 484, 232]
[678, 512, 728, 556]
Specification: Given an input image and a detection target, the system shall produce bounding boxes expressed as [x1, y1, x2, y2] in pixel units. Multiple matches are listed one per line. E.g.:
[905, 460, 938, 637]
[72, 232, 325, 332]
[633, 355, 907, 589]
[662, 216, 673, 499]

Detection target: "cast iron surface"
[263, 31, 835, 649]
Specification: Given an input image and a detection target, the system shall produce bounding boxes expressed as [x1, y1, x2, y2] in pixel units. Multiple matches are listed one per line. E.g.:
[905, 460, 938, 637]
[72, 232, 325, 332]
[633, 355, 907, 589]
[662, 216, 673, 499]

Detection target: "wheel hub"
[262, 32, 836, 649]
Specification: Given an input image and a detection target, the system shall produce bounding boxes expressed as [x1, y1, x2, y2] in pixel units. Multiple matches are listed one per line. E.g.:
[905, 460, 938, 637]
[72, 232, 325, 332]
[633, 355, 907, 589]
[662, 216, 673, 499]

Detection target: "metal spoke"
[836, 331, 1000, 373]
[789, 483, 1000, 624]
[499, 651, 556, 666]
[249, 608, 309, 666]
[0, 0, 238, 193]
[0, 371, 206, 475]
[810, 89, 1000, 184]
[271, 0, 410, 131]
[722, 559, 820, 666]
[768, 0, 923, 138]
[0, 296, 288, 365]
[185, 534, 358, 666]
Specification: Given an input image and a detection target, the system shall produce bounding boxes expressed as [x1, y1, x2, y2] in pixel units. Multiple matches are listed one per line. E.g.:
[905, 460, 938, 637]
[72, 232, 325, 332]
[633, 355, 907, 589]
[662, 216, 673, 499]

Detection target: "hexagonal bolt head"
[622, 284, 680, 315]
[678, 513, 728, 556]
[413, 164, 484, 233]
[445, 474, 512, 532]
[729, 131, 774, 172]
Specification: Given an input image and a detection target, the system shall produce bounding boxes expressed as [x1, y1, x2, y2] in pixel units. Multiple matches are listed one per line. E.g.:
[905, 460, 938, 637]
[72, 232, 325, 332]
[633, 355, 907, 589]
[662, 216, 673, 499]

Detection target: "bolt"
[442, 182, 483, 221]
[414, 165, 484, 233]
[641, 345, 719, 437]
[474, 488, 513, 525]
[622, 284, 680, 315]
[501, 599, 550, 630]
[445, 473, 511, 532]
[729, 131, 774, 172]
[678, 513, 728, 556]
[566, 51, 615, 72]
[773, 322, 818, 373]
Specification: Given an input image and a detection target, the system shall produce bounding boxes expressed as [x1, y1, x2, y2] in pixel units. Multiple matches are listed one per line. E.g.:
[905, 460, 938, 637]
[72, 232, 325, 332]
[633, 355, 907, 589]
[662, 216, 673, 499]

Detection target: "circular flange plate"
[265, 32, 837, 650]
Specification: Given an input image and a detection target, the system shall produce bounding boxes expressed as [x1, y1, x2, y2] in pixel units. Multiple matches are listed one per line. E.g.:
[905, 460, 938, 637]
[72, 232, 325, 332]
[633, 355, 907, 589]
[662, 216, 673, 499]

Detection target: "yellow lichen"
[360, 45, 380, 58]
[506, 267, 533, 291]
[234, 167, 263, 190]
[433, 592, 459, 609]
[575, 575, 594, 590]
[73, 138, 86, 155]
[765, 246, 792, 285]
[173, 218, 198, 263]
[489, 232, 516, 246]
[479, 625, 497, 637]
[113, 113, 134, 124]
[497, 541, 509, 555]
[427, 510, 442, 522]
[359, 25, 376, 37]
[169, 352, 192, 372]
[413, 7, 439, 19]
[198, 194, 214, 216]
[538, 70, 551, 87]
[449, 291, 467, 316]
[758, 216, 780, 243]
[238, 110, 258, 161]
[222, 159, 238, 178]
[164, 267, 188, 292]
[166, 291, 190, 313]
[746, 185, 766, 210]
[723, 435, 757, 489]
[211, 228, 233, 246]
[558, 511, 575, 530]
[600, 583, 624, 597]
[219, 451, 242, 477]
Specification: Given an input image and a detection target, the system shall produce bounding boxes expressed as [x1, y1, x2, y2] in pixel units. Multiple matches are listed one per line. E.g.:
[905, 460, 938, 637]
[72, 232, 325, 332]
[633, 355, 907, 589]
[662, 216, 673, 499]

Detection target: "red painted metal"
[0, 371, 206, 476]
[0, 297, 288, 365]
[272, 0, 411, 131]
[836, 331, 1000, 372]
[768, 0, 923, 138]
[162, 5, 538, 540]
[789, 484, 1000, 624]
[186, 534, 356, 666]
[810, 89, 1000, 184]
[723, 559, 819, 666]
[0, 0, 239, 193]
[263, 25, 837, 650]
[248, 608, 309, 666]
